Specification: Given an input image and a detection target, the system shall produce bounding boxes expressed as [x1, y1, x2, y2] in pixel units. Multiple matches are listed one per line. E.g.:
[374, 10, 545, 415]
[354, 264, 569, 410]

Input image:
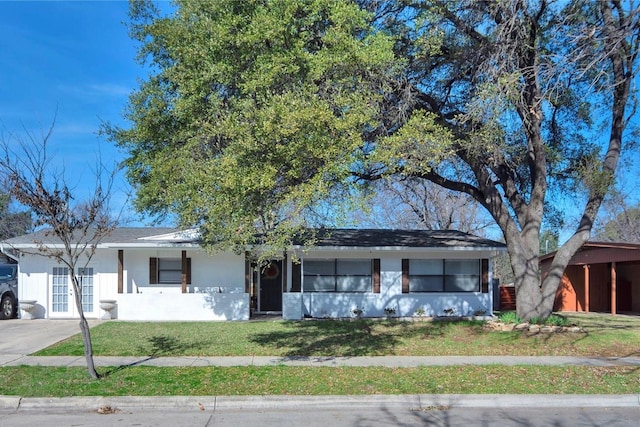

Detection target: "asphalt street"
[1, 400, 639, 427]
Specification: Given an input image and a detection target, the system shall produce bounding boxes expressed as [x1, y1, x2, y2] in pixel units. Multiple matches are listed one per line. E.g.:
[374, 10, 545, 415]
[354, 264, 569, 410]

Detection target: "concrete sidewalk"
[2, 354, 640, 367]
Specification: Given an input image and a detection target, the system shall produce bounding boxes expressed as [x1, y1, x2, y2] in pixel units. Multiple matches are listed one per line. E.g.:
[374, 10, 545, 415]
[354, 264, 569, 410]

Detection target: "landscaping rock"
[484, 321, 584, 333]
[528, 324, 541, 333]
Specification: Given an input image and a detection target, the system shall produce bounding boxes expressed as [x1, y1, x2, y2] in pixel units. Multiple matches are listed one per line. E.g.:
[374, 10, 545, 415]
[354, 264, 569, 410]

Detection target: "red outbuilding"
[540, 242, 640, 315]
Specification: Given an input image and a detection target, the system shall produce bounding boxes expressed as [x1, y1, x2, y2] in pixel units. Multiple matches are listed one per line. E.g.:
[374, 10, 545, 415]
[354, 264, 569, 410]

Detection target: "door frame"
[48, 263, 99, 319]
[258, 260, 283, 313]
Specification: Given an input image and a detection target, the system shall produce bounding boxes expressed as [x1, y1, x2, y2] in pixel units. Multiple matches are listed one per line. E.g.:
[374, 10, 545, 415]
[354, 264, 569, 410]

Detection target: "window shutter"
[149, 257, 158, 284]
[402, 259, 410, 293]
[373, 259, 381, 293]
[481, 259, 489, 293]
[186, 257, 192, 284]
[291, 262, 301, 292]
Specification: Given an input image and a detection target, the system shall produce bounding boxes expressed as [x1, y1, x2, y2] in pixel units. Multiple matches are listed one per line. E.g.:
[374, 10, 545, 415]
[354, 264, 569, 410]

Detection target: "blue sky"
[0, 1, 151, 224]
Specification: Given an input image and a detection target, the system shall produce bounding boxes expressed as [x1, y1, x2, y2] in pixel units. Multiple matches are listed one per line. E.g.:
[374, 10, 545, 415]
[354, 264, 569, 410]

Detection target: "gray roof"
[2, 227, 506, 250]
[1, 227, 180, 246]
[301, 228, 506, 249]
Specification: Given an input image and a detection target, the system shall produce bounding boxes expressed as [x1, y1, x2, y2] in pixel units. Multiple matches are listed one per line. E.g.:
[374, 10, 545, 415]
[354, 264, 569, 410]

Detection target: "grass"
[5, 313, 638, 397]
[0, 365, 637, 397]
[34, 313, 640, 358]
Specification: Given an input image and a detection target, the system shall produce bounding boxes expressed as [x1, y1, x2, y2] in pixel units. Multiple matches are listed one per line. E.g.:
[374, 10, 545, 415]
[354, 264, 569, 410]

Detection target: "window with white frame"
[77, 267, 94, 312]
[408, 259, 480, 292]
[303, 259, 372, 292]
[52, 266, 69, 312]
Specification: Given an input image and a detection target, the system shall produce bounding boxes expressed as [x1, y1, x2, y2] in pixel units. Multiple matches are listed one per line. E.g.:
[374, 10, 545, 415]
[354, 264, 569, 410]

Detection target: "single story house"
[540, 242, 640, 315]
[1, 228, 506, 321]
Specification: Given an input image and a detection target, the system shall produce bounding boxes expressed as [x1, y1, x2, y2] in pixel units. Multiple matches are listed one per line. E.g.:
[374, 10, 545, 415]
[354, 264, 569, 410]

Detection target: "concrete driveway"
[0, 319, 99, 357]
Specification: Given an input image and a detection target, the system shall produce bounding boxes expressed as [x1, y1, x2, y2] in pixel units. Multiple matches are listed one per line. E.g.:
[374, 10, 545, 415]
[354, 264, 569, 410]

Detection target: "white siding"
[288, 250, 495, 320]
[17, 248, 249, 320]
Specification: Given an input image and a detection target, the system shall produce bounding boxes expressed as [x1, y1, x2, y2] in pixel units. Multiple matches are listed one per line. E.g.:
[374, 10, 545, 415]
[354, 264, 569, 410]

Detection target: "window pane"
[409, 259, 443, 275]
[159, 270, 182, 283]
[78, 267, 94, 312]
[158, 258, 181, 270]
[336, 259, 371, 275]
[52, 267, 69, 312]
[0, 266, 14, 279]
[304, 260, 335, 275]
[410, 276, 443, 292]
[337, 276, 370, 292]
[303, 276, 335, 292]
[444, 275, 480, 292]
[445, 259, 479, 275]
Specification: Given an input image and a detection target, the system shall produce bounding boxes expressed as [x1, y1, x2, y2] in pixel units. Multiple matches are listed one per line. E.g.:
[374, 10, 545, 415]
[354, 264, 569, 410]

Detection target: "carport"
[540, 242, 640, 315]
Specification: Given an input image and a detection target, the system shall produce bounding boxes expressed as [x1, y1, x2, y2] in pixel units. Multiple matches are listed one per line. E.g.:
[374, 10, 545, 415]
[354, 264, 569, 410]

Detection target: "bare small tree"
[356, 177, 494, 235]
[593, 190, 640, 243]
[0, 123, 119, 380]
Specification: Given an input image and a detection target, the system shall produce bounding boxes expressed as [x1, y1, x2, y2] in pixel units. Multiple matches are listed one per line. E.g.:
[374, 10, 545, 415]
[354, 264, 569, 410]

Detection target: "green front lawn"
[3, 313, 636, 397]
[34, 313, 640, 357]
[1, 365, 637, 397]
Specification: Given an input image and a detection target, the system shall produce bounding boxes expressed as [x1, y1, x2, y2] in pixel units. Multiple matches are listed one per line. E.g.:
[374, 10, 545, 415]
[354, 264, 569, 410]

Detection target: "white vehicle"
[0, 264, 18, 319]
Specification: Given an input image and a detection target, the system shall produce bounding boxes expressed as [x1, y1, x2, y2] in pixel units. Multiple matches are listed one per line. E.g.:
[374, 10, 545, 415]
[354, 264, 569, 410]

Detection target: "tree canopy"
[110, 0, 640, 320]
[109, 0, 397, 250]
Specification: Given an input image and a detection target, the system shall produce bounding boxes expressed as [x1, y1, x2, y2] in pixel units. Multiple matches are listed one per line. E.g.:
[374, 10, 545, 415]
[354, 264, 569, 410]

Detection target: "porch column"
[117, 250, 124, 294]
[583, 264, 589, 312]
[611, 262, 617, 316]
[282, 253, 288, 293]
[181, 250, 187, 294]
[244, 252, 251, 294]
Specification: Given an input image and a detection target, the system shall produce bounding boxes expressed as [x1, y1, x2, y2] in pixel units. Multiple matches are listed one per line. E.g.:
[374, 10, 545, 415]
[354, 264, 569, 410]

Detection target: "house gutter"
[0, 244, 20, 262]
[290, 246, 506, 257]
[7, 242, 202, 250]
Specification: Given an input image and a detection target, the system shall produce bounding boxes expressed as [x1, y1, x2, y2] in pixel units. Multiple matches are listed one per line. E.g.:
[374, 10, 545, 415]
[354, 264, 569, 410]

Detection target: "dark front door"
[260, 260, 282, 311]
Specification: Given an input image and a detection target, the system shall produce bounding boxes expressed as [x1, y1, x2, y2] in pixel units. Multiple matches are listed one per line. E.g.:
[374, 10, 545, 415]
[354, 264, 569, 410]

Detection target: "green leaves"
[110, 0, 398, 251]
[375, 110, 453, 176]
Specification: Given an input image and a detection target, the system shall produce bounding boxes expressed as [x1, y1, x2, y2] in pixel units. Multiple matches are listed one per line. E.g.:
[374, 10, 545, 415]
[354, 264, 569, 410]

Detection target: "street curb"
[2, 394, 639, 412]
[0, 396, 21, 411]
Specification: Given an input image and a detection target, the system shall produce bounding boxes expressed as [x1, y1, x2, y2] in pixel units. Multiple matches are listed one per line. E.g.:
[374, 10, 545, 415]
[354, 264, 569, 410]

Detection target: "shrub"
[498, 311, 522, 324]
[545, 314, 570, 327]
[529, 317, 541, 325]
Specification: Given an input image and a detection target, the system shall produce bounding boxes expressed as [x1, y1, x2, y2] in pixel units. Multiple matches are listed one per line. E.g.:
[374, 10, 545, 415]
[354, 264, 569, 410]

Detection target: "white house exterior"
[1, 228, 506, 321]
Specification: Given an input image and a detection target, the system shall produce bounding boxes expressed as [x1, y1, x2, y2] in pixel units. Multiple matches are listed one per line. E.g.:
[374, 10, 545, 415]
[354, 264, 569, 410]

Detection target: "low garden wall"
[107, 293, 250, 321]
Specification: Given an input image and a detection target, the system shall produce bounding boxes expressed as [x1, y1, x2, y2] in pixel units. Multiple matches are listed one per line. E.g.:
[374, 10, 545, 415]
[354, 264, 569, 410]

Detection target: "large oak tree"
[109, 0, 639, 320]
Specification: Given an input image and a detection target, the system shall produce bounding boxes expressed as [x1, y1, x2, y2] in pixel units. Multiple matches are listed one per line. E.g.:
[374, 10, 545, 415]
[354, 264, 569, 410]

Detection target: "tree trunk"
[505, 226, 558, 321]
[72, 276, 99, 380]
[79, 314, 99, 379]
[515, 271, 556, 321]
